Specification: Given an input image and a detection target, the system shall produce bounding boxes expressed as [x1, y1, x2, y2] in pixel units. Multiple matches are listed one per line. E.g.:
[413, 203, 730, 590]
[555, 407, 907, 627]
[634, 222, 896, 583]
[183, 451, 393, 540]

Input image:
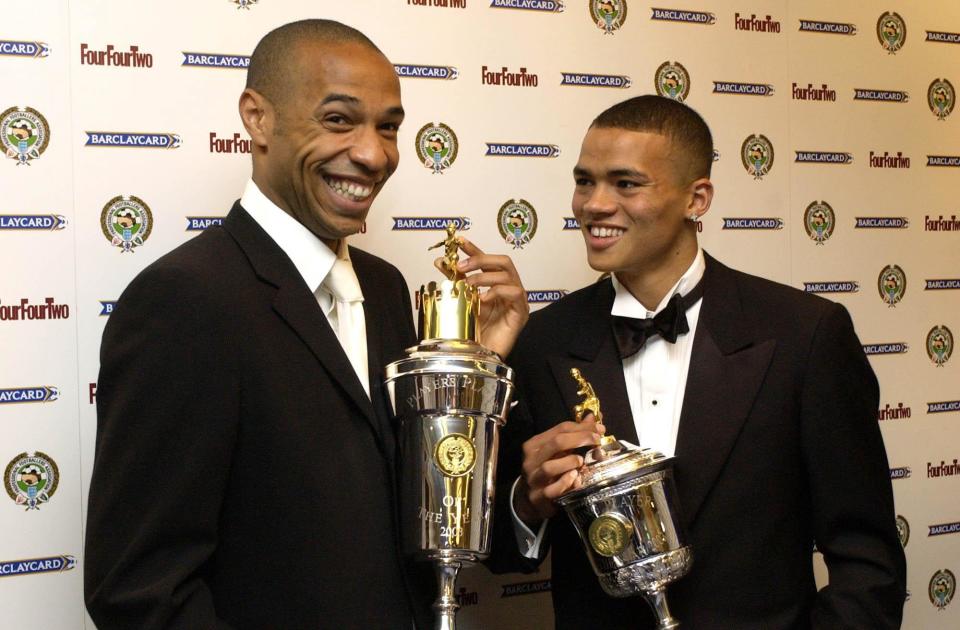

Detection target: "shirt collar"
[611, 248, 705, 319]
[240, 179, 347, 293]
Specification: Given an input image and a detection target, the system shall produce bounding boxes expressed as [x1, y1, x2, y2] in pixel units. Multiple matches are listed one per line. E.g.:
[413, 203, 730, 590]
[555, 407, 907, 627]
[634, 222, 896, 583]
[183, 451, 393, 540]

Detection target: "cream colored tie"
[323, 258, 369, 398]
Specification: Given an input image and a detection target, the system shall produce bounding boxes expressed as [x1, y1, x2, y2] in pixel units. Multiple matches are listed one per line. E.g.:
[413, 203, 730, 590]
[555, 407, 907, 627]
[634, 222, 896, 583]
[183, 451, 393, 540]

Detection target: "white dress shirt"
[240, 179, 370, 396]
[512, 249, 706, 557]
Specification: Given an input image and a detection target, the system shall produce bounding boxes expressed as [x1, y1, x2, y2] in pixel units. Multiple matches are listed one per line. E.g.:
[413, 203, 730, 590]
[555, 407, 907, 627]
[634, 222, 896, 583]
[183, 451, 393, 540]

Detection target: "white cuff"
[509, 476, 548, 559]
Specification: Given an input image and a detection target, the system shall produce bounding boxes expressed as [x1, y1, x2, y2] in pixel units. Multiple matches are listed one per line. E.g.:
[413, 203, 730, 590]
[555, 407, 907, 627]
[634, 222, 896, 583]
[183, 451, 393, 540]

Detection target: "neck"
[250, 172, 339, 252]
[616, 241, 698, 310]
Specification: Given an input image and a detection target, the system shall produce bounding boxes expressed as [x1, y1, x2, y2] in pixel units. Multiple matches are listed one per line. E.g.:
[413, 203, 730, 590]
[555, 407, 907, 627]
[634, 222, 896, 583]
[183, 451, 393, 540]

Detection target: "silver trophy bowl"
[386, 339, 514, 630]
[556, 438, 693, 629]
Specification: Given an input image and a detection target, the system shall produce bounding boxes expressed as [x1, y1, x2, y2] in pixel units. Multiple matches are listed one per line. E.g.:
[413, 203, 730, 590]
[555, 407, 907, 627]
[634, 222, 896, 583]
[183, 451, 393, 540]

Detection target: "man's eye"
[324, 114, 349, 126]
[574, 178, 592, 186]
[617, 180, 639, 188]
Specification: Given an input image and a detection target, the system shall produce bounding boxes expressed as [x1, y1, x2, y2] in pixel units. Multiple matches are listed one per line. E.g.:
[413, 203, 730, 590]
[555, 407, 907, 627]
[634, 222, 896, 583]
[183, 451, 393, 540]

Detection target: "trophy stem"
[433, 559, 462, 630]
[645, 588, 680, 629]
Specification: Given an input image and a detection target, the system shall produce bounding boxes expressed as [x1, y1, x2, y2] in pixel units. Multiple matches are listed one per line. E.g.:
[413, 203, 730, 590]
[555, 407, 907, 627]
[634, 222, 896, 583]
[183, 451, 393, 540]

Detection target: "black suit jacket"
[86, 203, 433, 629]
[490, 254, 906, 629]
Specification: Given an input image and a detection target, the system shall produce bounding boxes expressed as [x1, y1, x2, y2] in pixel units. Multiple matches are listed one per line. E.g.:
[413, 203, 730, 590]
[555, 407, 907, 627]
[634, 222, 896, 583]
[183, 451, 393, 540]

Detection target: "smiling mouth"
[589, 225, 625, 238]
[323, 175, 374, 202]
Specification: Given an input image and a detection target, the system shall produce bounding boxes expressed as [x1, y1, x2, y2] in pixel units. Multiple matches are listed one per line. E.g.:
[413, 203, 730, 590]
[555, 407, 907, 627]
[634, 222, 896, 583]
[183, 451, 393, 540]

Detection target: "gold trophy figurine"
[557, 370, 693, 630]
[429, 221, 463, 281]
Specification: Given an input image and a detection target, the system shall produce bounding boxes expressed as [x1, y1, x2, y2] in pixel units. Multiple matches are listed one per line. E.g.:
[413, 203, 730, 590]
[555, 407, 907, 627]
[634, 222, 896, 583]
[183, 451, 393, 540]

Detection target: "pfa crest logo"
[416, 123, 458, 174]
[655, 61, 690, 102]
[101, 195, 153, 253]
[878, 264, 906, 307]
[877, 12, 906, 54]
[741, 134, 774, 180]
[928, 78, 955, 120]
[434, 434, 476, 477]
[229, 0, 258, 9]
[591, 0, 627, 35]
[929, 569, 955, 610]
[5, 452, 59, 510]
[895, 515, 909, 548]
[497, 199, 538, 249]
[927, 325, 953, 367]
[803, 200, 835, 244]
[2, 106, 50, 166]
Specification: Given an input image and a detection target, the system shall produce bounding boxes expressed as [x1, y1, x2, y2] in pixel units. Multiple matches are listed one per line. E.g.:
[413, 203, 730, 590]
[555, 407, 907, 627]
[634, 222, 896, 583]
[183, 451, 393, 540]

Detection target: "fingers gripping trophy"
[385, 223, 515, 630]
[557, 369, 693, 630]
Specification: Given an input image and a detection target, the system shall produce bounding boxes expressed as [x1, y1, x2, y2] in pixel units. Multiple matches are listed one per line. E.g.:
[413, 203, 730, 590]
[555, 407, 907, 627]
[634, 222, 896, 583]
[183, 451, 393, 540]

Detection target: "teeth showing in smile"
[590, 226, 625, 238]
[324, 176, 374, 202]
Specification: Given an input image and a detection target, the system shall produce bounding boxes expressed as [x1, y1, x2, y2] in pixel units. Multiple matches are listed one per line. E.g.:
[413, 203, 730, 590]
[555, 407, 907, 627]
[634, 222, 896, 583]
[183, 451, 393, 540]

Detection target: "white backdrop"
[1, 1, 958, 628]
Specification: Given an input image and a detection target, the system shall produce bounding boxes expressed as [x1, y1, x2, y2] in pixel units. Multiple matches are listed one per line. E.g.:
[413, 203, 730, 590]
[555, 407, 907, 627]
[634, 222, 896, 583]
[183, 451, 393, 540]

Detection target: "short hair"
[591, 95, 713, 180]
[246, 19, 382, 105]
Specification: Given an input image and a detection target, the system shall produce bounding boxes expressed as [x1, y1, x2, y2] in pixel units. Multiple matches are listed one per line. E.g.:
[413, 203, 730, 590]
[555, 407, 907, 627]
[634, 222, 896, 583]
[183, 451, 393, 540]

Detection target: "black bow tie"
[611, 279, 704, 359]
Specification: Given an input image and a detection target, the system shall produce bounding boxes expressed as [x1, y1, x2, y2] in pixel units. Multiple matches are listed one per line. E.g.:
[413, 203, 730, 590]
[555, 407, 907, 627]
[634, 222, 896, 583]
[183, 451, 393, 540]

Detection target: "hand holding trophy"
[385, 223, 517, 630]
[557, 369, 693, 630]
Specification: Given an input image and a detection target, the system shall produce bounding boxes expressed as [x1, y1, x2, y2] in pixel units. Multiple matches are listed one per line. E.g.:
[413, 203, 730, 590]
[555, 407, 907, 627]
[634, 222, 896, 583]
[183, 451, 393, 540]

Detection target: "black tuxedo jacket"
[86, 203, 433, 629]
[490, 254, 906, 629]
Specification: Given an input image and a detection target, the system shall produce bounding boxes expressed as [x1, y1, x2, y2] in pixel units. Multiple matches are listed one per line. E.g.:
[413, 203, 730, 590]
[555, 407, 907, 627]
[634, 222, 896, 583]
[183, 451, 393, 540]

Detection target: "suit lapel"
[547, 280, 639, 443]
[674, 254, 776, 530]
[222, 204, 383, 447]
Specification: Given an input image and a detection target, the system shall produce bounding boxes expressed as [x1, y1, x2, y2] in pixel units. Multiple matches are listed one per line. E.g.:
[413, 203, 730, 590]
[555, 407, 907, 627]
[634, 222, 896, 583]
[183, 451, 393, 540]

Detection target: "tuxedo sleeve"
[801, 302, 907, 629]
[85, 263, 238, 630]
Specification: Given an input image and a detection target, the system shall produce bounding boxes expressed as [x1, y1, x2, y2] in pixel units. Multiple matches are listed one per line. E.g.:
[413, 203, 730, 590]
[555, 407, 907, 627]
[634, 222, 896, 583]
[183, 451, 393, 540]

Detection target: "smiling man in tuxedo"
[490, 95, 906, 629]
[85, 19, 527, 629]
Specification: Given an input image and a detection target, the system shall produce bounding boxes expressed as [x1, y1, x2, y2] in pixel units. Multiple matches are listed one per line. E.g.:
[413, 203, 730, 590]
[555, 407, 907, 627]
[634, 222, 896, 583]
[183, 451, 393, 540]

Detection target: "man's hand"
[434, 237, 529, 358]
[513, 417, 605, 528]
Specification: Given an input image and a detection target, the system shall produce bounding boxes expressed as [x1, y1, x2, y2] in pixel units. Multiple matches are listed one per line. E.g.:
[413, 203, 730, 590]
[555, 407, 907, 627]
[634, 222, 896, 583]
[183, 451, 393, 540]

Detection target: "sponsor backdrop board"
[1, 0, 958, 627]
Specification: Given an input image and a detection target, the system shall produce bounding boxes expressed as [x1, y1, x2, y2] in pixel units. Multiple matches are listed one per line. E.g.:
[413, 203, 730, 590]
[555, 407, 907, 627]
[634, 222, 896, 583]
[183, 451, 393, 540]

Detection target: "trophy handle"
[645, 588, 681, 629]
[434, 559, 462, 630]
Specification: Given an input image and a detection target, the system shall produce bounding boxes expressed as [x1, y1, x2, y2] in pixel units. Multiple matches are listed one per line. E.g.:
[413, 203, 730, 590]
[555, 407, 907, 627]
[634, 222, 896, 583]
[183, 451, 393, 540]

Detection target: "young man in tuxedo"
[85, 20, 527, 629]
[490, 95, 906, 629]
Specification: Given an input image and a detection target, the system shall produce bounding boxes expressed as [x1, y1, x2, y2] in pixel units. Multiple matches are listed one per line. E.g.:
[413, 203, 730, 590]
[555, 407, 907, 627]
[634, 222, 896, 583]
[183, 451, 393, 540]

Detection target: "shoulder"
[350, 246, 406, 285]
[526, 279, 608, 335]
[713, 257, 840, 320]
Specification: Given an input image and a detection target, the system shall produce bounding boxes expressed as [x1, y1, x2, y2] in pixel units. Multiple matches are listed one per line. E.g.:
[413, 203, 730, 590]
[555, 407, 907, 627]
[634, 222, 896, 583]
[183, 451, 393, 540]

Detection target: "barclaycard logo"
[394, 64, 458, 79]
[926, 30, 960, 43]
[855, 217, 909, 229]
[795, 151, 853, 164]
[562, 217, 580, 230]
[854, 88, 909, 102]
[501, 578, 552, 597]
[803, 282, 859, 293]
[186, 217, 225, 231]
[485, 143, 559, 157]
[0, 40, 49, 58]
[928, 400, 960, 414]
[863, 342, 908, 355]
[889, 466, 911, 479]
[181, 52, 250, 68]
[799, 20, 856, 35]
[490, 0, 564, 11]
[0, 387, 59, 404]
[560, 72, 631, 88]
[0, 214, 66, 230]
[392, 217, 472, 230]
[722, 217, 784, 229]
[650, 8, 715, 24]
[0, 555, 76, 578]
[927, 155, 960, 167]
[713, 81, 774, 96]
[929, 521, 960, 536]
[526, 290, 567, 303]
[99, 301, 116, 316]
[925, 279, 960, 290]
[85, 132, 181, 149]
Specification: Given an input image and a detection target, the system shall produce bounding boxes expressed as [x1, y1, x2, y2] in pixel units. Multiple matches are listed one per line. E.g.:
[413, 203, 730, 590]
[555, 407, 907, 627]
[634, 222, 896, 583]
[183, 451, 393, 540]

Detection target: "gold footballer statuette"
[420, 222, 480, 342]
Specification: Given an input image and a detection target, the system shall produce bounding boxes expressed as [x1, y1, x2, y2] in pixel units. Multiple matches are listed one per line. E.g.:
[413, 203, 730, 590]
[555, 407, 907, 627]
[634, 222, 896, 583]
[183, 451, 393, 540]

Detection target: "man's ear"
[239, 88, 272, 149]
[687, 177, 714, 221]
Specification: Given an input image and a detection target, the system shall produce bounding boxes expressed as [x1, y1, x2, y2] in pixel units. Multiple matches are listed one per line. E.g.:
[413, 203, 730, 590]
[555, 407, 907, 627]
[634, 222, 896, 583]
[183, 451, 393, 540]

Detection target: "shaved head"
[246, 19, 384, 107]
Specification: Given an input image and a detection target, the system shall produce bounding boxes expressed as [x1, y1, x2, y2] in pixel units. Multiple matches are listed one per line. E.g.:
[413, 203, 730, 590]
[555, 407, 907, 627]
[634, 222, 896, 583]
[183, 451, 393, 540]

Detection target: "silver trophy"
[555, 369, 693, 629]
[385, 224, 515, 630]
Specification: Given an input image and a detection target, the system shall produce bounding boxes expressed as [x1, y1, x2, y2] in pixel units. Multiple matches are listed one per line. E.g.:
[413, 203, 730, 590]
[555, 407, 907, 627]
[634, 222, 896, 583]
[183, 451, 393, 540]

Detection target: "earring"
[687, 213, 700, 223]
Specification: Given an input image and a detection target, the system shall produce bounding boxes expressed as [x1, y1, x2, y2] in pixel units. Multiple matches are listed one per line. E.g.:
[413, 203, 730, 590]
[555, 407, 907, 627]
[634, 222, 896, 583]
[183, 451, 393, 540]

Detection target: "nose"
[349, 124, 396, 176]
[578, 183, 617, 218]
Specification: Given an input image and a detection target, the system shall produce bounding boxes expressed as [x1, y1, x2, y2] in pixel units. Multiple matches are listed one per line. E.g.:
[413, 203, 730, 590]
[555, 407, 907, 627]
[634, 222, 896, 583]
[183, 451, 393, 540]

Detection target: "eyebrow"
[572, 166, 648, 179]
[319, 93, 405, 118]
